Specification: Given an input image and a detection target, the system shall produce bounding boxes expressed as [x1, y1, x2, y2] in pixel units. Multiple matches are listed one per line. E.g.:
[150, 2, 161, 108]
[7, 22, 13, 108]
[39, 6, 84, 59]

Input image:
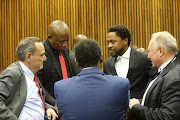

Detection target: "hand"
[129, 98, 140, 109]
[46, 108, 58, 120]
[54, 106, 60, 115]
[124, 107, 131, 120]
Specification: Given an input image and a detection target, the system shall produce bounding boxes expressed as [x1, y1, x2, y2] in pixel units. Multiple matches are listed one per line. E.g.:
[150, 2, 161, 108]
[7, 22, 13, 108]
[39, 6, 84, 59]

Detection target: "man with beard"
[104, 25, 154, 99]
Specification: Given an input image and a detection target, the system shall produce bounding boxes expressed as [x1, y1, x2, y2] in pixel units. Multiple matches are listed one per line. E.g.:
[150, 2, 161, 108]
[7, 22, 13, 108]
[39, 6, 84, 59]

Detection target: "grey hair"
[16, 37, 41, 61]
[151, 31, 177, 54]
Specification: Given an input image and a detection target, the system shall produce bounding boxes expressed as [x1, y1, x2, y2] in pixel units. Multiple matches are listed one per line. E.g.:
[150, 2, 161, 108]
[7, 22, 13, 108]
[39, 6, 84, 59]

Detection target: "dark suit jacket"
[0, 62, 52, 120]
[54, 67, 130, 120]
[69, 49, 82, 76]
[176, 50, 180, 59]
[37, 38, 73, 103]
[104, 48, 154, 99]
[131, 58, 180, 120]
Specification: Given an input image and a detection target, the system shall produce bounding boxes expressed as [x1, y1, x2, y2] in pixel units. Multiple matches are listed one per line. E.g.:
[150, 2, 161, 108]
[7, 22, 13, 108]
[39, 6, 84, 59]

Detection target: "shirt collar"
[18, 61, 34, 80]
[82, 67, 93, 70]
[117, 46, 131, 60]
[158, 57, 175, 73]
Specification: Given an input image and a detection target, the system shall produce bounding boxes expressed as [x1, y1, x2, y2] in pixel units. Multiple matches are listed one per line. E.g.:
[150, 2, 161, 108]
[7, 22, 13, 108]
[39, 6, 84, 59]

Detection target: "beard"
[112, 47, 125, 57]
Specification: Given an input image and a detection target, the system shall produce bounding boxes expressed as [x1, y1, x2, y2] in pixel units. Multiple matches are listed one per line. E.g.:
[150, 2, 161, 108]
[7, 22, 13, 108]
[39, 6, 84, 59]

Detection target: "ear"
[75, 58, 80, 67]
[26, 52, 31, 62]
[48, 34, 52, 40]
[100, 53, 103, 63]
[158, 46, 164, 57]
[124, 38, 128, 46]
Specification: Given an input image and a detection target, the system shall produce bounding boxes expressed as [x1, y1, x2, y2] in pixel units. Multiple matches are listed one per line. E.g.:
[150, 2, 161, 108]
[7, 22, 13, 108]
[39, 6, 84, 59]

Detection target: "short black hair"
[108, 25, 131, 46]
[75, 39, 101, 68]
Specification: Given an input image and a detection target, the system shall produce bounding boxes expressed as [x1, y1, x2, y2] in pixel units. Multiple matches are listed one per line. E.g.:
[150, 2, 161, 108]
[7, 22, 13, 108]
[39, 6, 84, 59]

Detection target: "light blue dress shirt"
[18, 61, 44, 120]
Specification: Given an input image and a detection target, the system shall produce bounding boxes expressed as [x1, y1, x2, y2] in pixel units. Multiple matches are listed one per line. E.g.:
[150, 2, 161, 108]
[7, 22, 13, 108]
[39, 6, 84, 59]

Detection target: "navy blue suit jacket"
[54, 67, 130, 120]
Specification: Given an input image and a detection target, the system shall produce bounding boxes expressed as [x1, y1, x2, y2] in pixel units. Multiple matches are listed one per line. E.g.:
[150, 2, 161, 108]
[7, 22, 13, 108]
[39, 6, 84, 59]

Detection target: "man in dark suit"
[54, 39, 130, 120]
[129, 31, 180, 120]
[37, 20, 73, 105]
[104, 25, 153, 99]
[0, 37, 58, 120]
[69, 34, 87, 75]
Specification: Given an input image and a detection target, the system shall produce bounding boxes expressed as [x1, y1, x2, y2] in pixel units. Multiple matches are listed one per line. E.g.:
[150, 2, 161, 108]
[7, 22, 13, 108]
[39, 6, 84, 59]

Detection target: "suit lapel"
[15, 62, 27, 111]
[144, 58, 179, 105]
[37, 77, 46, 100]
[127, 49, 136, 79]
[44, 39, 62, 78]
[111, 57, 118, 75]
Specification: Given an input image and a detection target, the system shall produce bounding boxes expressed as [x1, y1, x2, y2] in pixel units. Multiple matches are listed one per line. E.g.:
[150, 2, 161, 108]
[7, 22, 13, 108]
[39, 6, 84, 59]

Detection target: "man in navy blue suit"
[54, 38, 130, 120]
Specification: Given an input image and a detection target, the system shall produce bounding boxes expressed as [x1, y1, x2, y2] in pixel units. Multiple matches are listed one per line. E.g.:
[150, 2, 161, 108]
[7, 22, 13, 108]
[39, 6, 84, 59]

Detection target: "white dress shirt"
[141, 58, 175, 106]
[18, 61, 45, 120]
[115, 47, 131, 78]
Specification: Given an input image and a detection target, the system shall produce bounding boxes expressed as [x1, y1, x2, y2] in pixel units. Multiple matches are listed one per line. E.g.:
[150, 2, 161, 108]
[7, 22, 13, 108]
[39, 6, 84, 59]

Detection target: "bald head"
[48, 20, 70, 36]
[74, 34, 87, 46]
[48, 20, 70, 52]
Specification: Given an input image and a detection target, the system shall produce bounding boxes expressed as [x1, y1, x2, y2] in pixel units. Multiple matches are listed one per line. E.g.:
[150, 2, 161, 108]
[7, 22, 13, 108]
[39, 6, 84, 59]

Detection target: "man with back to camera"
[37, 20, 74, 105]
[104, 25, 155, 99]
[129, 31, 180, 120]
[0, 37, 58, 120]
[69, 34, 87, 75]
[54, 39, 130, 120]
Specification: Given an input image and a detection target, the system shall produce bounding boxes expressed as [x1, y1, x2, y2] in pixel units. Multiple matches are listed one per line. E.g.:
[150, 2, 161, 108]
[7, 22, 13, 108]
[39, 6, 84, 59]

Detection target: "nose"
[108, 42, 112, 48]
[62, 41, 68, 47]
[44, 55, 47, 61]
[147, 53, 150, 60]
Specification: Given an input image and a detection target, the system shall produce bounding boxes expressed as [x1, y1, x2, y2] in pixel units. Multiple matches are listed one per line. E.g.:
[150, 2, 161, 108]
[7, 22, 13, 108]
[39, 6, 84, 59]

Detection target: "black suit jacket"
[104, 48, 154, 99]
[131, 58, 180, 120]
[37, 38, 73, 105]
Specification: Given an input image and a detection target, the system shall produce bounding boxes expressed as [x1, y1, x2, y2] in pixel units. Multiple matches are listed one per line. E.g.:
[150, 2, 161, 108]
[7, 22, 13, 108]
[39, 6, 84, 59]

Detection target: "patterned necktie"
[58, 51, 68, 79]
[34, 76, 45, 113]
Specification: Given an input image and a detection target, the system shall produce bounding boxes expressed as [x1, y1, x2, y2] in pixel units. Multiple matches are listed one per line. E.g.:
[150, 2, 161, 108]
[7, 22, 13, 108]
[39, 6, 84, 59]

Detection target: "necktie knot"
[58, 51, 62, 55]
[34, 76, 38, 82]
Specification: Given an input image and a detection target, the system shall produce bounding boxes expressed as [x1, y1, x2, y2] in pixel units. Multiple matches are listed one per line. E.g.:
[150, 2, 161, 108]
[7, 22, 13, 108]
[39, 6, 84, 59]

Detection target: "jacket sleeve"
[0, 69, 18, 120]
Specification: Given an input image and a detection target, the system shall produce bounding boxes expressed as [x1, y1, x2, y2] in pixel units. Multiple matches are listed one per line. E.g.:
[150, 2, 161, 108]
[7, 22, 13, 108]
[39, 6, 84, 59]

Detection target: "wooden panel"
[0, 0, 180, 72]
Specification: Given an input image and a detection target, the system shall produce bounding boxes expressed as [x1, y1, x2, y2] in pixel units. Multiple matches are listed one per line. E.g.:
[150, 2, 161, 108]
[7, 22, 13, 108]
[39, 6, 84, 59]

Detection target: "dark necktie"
[58, 51, 68, 79]
[34, 76, 45, 113]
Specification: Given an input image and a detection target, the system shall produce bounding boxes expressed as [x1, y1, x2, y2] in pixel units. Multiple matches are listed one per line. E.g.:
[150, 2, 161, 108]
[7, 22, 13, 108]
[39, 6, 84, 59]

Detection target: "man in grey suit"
[0, 37, 58, 120]
[129, 31, 180, 120]
[104, 25, 154, 99]
[69, 34, 87, 75]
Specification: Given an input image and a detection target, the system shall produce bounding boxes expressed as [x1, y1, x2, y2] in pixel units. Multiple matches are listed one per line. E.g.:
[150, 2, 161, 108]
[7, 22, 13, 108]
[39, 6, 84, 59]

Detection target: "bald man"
[37, 20, 73, 105]
[70, 34, 87, 75]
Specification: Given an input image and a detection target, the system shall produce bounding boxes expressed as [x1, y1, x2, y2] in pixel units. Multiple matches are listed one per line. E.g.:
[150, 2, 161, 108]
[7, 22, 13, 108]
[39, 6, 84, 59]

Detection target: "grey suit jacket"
[69, 49, 82, 76]
[131, 58, 180, 120]
[37, 38, 73, 101]
[0, 62, 52, 120]
[104, 48, 154, 99]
